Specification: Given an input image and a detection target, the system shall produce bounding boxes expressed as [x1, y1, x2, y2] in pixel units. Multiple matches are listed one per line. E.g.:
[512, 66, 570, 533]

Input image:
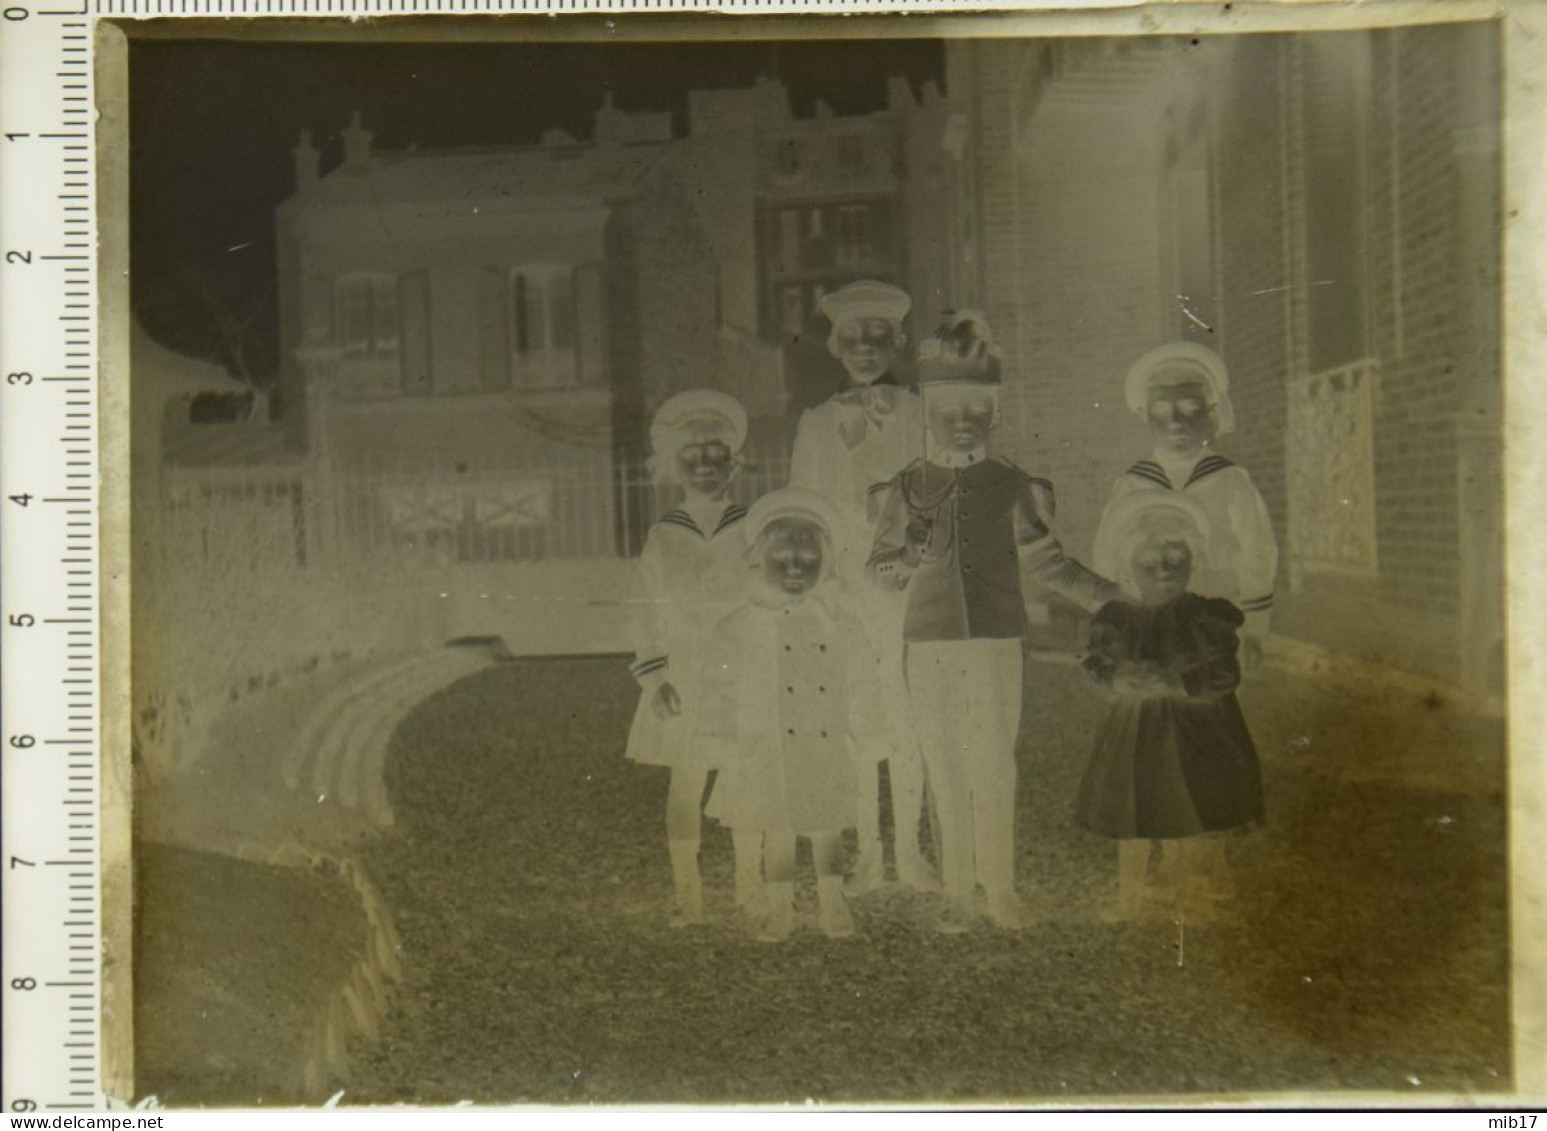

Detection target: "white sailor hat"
[1124, 342, 1235, 434]
[648, 389, 748, 458]
[817, 279, 912, 329]
[743, 487, 842, 548]
[1093, 490, 1215, 591]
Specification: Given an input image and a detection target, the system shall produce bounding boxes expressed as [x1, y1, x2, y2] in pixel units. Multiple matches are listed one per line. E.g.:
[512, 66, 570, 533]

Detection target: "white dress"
[624, 500, 749, 770]
[1094, 449, 1279, 638]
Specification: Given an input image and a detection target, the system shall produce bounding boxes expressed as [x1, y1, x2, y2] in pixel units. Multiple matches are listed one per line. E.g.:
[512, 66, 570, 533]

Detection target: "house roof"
[292, 140, 670, 212]
[133, 320, 252, 400]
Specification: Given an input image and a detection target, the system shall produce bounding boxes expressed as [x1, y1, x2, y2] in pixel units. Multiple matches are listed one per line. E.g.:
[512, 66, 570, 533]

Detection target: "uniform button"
[787, 728, 796, 736]
[819, 685, 826, 693]
[819, 644, 828, 652]
[820, 730, 829, 738]
[786, 686, 794, 694]
[784, 645, 792, 652]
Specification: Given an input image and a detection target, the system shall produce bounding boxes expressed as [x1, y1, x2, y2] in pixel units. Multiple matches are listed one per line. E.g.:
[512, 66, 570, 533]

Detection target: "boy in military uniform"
[868, 313, 1118, 930]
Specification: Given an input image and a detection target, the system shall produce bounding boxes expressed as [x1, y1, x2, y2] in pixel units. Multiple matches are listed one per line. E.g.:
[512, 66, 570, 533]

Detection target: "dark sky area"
[128, 33, 945, 382]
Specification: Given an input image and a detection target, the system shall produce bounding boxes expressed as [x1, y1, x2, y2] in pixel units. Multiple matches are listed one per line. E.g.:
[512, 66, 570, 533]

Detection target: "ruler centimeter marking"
[0, 0, 102, 1113]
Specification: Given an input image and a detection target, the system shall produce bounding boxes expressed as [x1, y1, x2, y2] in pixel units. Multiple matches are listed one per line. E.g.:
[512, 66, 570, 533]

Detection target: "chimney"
[292, 129, 320, 190]
[342, 111, 374, 169]
[594, 89, 624, 145]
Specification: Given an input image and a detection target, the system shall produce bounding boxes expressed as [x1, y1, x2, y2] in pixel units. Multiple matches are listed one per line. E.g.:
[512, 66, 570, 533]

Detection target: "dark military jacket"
[867, 456, 1112, 642]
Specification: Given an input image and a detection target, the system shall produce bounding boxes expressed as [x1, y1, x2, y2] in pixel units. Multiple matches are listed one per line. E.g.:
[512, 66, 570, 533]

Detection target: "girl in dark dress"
[1075, 492, 1264, 923]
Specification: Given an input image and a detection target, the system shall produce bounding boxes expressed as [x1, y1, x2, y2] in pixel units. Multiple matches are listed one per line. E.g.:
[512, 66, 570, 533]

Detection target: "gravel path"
[347, 656, 1509, 1105]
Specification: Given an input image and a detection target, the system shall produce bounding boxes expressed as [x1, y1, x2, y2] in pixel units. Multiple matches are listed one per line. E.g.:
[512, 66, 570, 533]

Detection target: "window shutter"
[398, 270, 432, 395]
[479, 266, 510, 391]
[574, 261, 607, 388]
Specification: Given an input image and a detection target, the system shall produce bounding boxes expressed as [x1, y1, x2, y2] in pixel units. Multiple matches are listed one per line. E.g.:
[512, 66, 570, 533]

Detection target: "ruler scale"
[1, 0, 102, 1112]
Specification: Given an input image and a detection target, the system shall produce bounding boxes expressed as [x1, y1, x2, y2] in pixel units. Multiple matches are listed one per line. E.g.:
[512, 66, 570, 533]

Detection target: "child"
[1075, 492, 1264, 924]
[1096, 342, 1279, 668]
[625, 389, 760, 927]
[868, 312, 1118, 932]
[788, 279, 934, 891]
[695, 489, 889, 941]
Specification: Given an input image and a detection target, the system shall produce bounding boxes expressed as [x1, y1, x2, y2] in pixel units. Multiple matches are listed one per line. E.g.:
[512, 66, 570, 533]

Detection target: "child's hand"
[1240, 635, 1265, 672]
[652, 682, 683, 719]
[903, 517, 934, 563]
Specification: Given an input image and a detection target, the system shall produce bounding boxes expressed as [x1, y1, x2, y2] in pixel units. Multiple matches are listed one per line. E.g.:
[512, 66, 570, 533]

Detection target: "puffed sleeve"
[1014, 473, 1117, 613]
[628, 526, 671, 691]
[1176, 597, 1245, 698]
[866, 473, 916, 592]
[1226, 470, 1279, 639]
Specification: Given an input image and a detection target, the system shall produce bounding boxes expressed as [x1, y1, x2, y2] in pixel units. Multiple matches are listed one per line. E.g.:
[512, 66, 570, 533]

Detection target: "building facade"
[942, 26, 1503, 693]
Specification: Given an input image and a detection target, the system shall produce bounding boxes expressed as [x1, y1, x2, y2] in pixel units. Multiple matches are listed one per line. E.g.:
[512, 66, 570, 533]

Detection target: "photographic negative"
[109, 9, 1534, 1106]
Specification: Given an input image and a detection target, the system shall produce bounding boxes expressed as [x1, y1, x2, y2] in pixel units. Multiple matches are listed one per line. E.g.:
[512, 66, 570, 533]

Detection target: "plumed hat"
[917, 309, 1002, 387]
[1124, 341, 1234, 435]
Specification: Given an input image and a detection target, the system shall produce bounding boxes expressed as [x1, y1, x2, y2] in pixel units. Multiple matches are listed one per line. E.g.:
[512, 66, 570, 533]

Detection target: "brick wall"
[1214, 35, 1292, 580]
[955, 40, 1167, 559]
[951, 28, 1501, 687]
[1210, 26, 1501, 685]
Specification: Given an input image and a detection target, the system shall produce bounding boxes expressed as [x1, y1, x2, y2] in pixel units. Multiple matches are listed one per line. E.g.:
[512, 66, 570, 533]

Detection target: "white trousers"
[905, 639, 1024, 900]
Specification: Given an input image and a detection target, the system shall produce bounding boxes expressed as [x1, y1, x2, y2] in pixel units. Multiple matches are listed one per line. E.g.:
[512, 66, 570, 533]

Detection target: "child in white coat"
[696, 489, 890, 941]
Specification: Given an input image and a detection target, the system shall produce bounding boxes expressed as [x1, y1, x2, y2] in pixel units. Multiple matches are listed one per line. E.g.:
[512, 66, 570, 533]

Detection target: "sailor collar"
[1126, 451, 1235, 491]
[657, 501, 747, 540]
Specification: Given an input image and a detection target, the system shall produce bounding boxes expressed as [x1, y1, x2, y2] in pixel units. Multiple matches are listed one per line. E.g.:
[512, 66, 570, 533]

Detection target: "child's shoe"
[757, 882, 796, 943]
[816, 877, 857, 939]
[844, 844, 886, 895]
[934, 895, 974, 935]
[735, 879, 768, 921]
[985, 890, 1033, 931]
[669, 896, 704, 930]
[895, 848, 941, 892]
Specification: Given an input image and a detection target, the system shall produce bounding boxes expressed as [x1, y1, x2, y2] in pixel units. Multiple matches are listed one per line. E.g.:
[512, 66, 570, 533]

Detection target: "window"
[778, 210, 802, 273]
[834, 205, 873, 266]
[1285, 35, 1379, 581]
[779, 286, 805, 337]
[510, 265, 578, 389]
[1299, 34, 1371, 373]
[335, 274, 399, 356]
[836, 133, 867, 175]
[774, 137, 802, 179]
